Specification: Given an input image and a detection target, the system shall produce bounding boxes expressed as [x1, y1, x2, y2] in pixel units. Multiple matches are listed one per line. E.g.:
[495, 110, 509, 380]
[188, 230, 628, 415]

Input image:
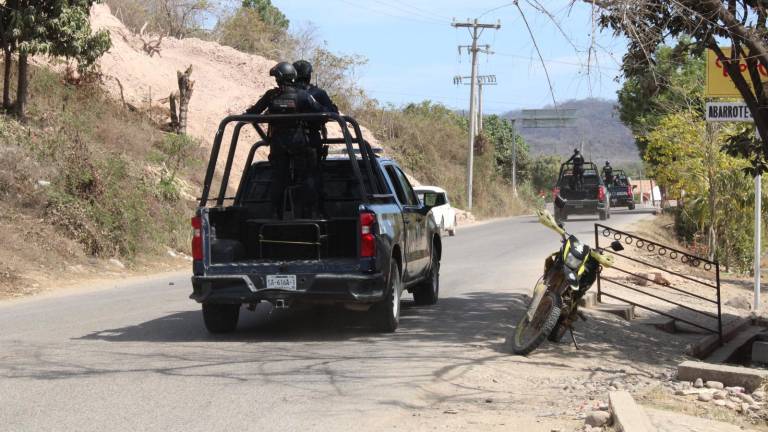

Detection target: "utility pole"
[755, 174, 762, 313]
[453, 74, 497, 136]
[452, 19, 500, 210]
[511, 119, 517, 197]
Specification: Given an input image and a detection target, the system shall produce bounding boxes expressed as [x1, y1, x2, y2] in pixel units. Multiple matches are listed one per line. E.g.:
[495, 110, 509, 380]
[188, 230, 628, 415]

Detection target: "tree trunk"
[3, 44, 12, 112]
[169, 91, 179, 133]
[176, 65, 194, 135]
[16, 51, 28, 121]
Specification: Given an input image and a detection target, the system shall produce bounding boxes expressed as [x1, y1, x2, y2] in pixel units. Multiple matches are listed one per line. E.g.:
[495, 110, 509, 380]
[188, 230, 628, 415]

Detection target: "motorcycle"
[509, 197, 624, 355]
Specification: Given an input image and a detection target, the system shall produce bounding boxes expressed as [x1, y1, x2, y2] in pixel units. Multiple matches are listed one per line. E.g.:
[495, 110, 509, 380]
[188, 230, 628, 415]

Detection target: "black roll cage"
[199, 113, 391, 208]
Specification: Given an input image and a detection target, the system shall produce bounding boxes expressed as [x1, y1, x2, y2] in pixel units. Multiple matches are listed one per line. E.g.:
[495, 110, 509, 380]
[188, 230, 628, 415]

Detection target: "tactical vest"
[268, 87, 310, 155]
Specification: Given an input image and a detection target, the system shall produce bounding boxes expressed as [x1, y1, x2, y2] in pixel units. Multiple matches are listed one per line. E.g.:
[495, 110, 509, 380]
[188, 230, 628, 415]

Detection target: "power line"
[332, 0, 446, 26]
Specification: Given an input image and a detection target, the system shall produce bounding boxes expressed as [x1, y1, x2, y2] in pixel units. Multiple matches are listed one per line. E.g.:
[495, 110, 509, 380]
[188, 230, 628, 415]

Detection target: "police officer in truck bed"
[245, 62, 325, 219]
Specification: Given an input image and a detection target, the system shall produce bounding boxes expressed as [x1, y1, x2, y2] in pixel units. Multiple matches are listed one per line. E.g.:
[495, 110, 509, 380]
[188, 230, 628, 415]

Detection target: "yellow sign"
[706, 47, 768, 98]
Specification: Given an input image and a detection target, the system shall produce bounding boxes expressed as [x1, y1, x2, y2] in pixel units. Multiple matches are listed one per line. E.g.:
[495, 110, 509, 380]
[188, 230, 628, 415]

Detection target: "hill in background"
[505, 98, 640, 166]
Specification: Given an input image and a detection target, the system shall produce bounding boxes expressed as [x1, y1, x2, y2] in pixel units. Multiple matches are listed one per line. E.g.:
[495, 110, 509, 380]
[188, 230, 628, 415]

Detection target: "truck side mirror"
[422, 192, 439, 209]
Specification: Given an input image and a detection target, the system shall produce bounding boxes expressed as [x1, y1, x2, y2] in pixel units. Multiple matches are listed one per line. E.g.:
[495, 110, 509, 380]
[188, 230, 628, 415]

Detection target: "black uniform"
[603, 163, 614, 186]
[245, 85, 324, 218]
[566, 151, 585, 189]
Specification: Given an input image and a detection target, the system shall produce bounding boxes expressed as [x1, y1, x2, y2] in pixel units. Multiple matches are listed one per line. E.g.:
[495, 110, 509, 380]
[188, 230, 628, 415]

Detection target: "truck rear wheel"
[414, 247, 440, 306]
[372, 260, 401, 332]
[202, 303, 240, 334]
[599, 210, 608, 221]
[628, 202, 636, 210]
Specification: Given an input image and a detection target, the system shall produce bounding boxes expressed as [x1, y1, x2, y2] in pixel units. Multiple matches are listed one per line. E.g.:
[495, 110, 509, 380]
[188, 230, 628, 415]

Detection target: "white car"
[415, 186, 457, 236]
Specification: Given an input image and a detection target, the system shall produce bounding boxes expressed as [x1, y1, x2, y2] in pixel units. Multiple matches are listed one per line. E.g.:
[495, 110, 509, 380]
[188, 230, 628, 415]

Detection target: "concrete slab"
[578, 291, 597, 308]
[752, 340, 768, 364]
[609, 390, 656, 432]
[645, 407, 759, 432]
[687, 317, 751, 359]
[589, 303, 636, 321]
[677, 360, 768, 392]
[634, 317, 677, 333]
[707, 326, 766, 364]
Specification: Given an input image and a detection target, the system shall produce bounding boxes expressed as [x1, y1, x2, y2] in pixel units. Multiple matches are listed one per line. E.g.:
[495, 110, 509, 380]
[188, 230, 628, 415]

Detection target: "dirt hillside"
[89, 4, 379, 182]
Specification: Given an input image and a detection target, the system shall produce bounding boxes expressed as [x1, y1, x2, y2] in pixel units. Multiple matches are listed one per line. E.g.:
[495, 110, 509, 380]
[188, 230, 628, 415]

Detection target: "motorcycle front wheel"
[509, 291, 562, 355]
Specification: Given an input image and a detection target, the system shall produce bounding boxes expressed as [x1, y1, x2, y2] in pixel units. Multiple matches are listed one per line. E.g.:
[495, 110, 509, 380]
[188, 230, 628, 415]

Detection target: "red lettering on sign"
[715, 57, 768, 77]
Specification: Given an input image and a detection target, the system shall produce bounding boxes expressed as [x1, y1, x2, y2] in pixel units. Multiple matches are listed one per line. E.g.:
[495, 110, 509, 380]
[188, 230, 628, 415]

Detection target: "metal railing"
[594, 224, 722, 344]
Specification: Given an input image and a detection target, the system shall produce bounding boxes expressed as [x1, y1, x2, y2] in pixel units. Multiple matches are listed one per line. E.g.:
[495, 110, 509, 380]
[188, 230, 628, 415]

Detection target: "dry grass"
[0, 64, 200, 297]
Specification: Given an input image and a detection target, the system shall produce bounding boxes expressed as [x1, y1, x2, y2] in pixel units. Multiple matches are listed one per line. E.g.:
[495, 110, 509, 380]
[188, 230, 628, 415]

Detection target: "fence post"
[716, 262, 723, 345]
[595, 224, 602, 303]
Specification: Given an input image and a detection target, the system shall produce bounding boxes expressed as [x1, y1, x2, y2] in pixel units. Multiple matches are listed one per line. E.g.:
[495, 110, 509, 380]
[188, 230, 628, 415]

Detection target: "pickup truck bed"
[191, 113, 441, 334]
[553, 161, 610, 221]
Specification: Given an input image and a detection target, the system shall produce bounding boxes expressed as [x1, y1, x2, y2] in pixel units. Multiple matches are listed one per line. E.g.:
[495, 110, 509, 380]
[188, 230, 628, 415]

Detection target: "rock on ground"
[585, 410, 611, 427]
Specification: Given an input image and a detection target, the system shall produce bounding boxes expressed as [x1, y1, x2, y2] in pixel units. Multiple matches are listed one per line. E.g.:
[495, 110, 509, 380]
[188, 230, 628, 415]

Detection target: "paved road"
[0, 210, 652, 432]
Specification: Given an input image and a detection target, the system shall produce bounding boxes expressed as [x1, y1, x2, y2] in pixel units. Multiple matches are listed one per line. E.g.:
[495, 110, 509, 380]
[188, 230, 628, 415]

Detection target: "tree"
[242, 0, 288, 30]
[644, 110, 755, 264]
[617, 41, 705, 156]
[481, 115, 531, 184]
[106, 0, 211, 38]
[2, 1, 111, 119]
[593, 0, 768, 172]
[155, 0, 210, 38]
[217, 6, 291, 59]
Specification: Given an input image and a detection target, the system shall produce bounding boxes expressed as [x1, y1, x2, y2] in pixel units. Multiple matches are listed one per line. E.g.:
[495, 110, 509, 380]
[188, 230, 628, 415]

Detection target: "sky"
[269, 0, 629, 114]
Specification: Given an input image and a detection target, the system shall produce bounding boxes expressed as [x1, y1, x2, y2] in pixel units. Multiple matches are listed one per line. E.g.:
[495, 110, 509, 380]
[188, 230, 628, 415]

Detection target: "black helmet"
[293, 60, 313, 83]
[573, 148, 580, 154]
[269, 62, 296, 85]
[605, 161, 611, 165]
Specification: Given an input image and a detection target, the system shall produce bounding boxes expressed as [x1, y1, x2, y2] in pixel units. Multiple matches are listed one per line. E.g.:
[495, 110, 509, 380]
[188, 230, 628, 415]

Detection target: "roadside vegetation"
[0, 2, 202, 294]
[617, 41, 766, 272]
[0, 65, 201, 260]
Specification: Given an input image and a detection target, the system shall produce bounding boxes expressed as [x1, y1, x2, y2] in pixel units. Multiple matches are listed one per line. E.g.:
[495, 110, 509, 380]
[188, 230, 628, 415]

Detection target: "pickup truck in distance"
[553, 161, 610, 221]
[190, 113, 441, 333]
[603, 169, 635, 210]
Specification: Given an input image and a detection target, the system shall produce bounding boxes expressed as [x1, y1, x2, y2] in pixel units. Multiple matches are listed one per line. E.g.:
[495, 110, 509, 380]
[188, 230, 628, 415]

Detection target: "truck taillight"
[191, 216, 203, 261]
[360, 212, 376, 258]
[552, 187, 560, 201]
[598, 186, 606, 202]
[627, 185, 633, 198]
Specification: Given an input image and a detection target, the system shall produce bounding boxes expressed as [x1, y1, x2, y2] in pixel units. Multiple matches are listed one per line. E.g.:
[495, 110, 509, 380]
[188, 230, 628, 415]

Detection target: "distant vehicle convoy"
[553, 161, 611, 221]
[191, 113, 442, 334]
[415, 186, 457, 236]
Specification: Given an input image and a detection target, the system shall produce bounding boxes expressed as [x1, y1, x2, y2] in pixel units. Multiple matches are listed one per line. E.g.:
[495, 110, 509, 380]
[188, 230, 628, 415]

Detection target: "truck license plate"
[266, 275, 297, 290]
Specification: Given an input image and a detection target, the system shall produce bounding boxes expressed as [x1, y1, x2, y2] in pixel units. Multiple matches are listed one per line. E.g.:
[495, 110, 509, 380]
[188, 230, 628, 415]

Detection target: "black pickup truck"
[603, 169, 635, 210]
[552, 161, 610, 221]
[190, 113, 441, 333]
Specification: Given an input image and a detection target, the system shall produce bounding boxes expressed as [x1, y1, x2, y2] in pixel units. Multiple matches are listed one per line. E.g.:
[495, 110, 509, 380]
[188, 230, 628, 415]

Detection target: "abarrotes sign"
[705, 102, 754, 122]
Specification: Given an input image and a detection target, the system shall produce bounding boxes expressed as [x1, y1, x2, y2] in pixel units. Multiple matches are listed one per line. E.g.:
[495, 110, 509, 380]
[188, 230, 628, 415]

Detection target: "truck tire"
[202, 303, 240, 334]
[372, 260, 401, 332]
[628, 202, 636, 210]
[599, 210, 608, 221]
[414, 247, 440, 306]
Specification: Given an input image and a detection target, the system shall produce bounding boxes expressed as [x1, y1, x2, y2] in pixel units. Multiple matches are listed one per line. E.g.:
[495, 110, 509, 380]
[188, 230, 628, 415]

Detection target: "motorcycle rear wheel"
[509, 292, 562, 355]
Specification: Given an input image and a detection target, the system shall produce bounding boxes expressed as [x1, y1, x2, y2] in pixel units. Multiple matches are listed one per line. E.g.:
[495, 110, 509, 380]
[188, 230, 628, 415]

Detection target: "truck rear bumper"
[190, 272, 386, 305]
[563, 200, 606, 214]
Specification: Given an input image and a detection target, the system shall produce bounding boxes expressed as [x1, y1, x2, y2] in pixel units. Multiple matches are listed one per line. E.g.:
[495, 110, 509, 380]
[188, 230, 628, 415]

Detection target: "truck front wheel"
[372, 260, 401, 332]
[202, 303, 240, 334]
